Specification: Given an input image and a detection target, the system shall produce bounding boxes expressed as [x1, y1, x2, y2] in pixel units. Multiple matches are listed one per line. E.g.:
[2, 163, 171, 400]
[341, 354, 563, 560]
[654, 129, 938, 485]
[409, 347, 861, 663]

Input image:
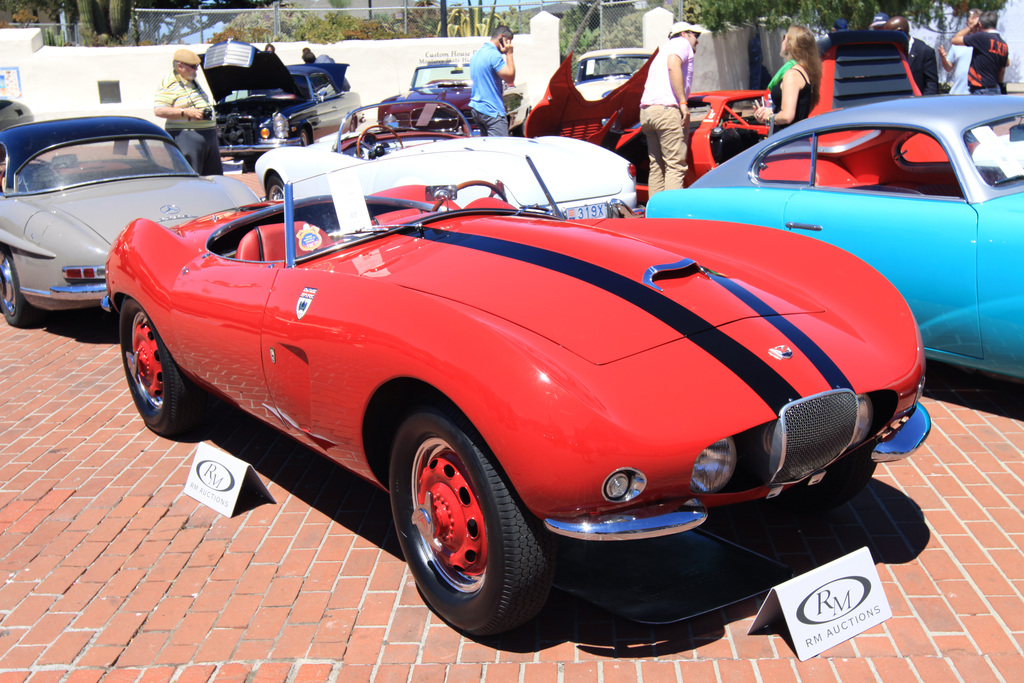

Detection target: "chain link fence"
[129, 1, 663, 55]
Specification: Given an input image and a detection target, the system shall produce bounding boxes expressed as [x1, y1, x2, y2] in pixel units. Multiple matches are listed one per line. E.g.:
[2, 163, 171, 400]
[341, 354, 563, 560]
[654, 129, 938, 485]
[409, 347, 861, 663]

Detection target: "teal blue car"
[648, 96, 1024, 380]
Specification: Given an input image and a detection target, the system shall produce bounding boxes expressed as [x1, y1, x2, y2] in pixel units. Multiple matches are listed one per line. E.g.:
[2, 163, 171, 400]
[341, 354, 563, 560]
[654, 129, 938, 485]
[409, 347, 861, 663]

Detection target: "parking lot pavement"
[1, 309, 1023, 682]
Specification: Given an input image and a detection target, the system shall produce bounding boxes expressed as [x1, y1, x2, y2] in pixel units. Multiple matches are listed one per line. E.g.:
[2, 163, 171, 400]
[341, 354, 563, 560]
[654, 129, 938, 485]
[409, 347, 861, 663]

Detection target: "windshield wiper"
[993, 173, 1024, 186]
[524, 155, 565, 220]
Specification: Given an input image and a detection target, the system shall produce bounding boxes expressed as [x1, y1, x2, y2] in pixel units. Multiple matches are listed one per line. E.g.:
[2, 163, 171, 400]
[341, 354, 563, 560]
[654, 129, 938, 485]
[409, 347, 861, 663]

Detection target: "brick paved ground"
[2, 302, 1024, 681]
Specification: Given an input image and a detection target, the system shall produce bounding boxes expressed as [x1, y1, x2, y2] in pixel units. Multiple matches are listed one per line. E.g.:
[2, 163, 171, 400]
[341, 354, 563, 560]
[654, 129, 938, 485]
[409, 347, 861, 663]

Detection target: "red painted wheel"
[119, 298, 206, 436]
[389, 403, 554, 635]
[411, 437, 488, 592]
[129, 313, 164, 411]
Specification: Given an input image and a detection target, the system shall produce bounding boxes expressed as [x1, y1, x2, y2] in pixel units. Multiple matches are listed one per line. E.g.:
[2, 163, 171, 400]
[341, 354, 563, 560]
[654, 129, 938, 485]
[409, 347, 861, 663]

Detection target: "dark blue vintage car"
[201, 41, 361, 168]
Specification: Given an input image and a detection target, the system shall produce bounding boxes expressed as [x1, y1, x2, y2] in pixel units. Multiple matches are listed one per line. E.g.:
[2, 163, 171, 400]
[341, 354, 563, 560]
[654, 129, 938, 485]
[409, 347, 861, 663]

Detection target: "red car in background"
[526, 30, 920, 201]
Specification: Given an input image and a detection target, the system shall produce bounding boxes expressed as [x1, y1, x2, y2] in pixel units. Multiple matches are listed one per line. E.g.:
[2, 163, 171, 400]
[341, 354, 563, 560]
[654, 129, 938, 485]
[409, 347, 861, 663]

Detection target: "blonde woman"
[755, 25, 822, 133]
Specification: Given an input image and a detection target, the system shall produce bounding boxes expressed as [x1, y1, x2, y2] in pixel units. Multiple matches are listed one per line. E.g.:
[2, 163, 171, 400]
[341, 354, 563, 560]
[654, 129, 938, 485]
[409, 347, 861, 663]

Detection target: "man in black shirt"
[952, 10, 1008, 94]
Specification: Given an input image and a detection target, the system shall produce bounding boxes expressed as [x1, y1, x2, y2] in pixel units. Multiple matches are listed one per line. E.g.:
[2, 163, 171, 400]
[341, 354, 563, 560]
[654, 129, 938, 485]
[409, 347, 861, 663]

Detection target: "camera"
[201, 107, 213, 120]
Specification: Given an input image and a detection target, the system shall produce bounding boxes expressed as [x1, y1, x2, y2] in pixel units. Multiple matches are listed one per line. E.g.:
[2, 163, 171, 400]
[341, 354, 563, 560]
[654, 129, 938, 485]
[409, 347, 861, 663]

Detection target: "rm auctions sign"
[749, 546, 891, 660]
[184, 442, 276, 517]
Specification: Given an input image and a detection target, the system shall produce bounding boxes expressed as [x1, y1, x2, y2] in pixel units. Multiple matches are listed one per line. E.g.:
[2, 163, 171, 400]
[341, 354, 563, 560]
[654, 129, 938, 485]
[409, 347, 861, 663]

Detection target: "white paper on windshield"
[327, 167, 373, 234]
[971, 125, 1024, 179]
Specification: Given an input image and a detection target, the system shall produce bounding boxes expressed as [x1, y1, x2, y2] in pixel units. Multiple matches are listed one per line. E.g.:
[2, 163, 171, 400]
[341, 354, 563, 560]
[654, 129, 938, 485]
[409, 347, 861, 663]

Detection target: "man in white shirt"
[639, 21, 705, 196]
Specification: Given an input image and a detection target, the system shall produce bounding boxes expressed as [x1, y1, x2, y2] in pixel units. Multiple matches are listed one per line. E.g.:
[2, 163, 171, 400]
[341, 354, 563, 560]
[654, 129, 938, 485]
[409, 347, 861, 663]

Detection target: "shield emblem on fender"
[296, 287, 317, 320]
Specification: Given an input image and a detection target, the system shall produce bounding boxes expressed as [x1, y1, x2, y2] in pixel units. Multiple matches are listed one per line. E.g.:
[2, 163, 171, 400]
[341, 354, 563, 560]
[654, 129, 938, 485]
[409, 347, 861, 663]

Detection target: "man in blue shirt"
[470, 26, 516, 136]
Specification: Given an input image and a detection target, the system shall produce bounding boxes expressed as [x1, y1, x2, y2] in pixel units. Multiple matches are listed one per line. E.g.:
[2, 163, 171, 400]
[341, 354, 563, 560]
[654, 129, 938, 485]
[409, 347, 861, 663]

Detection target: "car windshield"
[212, 148, 630, 263]
[239, 150, 563, 261]
[965, 115, 1024, 187]
[337, 101, 471, 150]
[14, 137, 195, 194]
[411, 65, 470, 88]
[576, 54, 649, 82]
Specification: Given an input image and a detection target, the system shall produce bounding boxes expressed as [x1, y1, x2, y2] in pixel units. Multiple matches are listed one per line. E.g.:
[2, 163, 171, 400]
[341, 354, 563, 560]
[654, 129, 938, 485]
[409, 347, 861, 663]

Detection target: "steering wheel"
[356, 124, 404, 159]
[431, 180, 508, 212]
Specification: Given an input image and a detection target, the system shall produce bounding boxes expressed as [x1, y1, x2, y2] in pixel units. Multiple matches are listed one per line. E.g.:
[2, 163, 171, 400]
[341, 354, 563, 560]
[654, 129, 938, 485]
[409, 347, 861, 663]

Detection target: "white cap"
[669, 21, 707, 37]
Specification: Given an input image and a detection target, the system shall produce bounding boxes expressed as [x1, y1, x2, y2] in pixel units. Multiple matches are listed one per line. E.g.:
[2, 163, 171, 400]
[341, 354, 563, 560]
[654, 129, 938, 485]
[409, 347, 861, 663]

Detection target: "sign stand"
[748, 546, 891, 660]
[184, 442, 276, 517]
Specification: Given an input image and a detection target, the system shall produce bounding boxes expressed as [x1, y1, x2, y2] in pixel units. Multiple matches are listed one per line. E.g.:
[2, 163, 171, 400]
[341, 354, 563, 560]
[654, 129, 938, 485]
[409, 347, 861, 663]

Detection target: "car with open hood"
[0, 116, 258, 328]
[526, 30, 919, 201]
[104, 150, 929, 636]
[200, 40, 361, 168]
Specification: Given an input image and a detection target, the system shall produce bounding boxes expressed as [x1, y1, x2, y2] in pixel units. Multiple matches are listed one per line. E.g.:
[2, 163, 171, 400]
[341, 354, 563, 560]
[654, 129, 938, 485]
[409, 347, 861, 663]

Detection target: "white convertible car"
[254, 101, 638, 219]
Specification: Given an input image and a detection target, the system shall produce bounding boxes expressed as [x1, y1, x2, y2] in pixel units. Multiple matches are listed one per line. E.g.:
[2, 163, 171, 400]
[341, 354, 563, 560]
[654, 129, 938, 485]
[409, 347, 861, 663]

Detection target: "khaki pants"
[640, 105, 688, 196]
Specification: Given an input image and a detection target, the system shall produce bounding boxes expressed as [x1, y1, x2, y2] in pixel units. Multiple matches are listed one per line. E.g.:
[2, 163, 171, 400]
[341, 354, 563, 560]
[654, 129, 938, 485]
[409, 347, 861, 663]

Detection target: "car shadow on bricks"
[186, 398, 404, 558]
[924, 360, 1024, 420]
[35, 307, 119, 345]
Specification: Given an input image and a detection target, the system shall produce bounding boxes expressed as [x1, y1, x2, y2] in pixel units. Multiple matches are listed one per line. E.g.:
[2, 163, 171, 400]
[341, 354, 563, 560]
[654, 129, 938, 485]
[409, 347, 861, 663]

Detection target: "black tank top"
[770, 68, 812, 132]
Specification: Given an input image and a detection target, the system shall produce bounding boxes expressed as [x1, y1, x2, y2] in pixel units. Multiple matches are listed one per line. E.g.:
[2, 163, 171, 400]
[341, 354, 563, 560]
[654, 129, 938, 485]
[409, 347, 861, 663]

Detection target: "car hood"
[202, 50, 302, 102]
[23, 176, 249, 246]
[525, 50, 653, 139]
[380, 136, 631, 203]
[375, 215, 823, 364]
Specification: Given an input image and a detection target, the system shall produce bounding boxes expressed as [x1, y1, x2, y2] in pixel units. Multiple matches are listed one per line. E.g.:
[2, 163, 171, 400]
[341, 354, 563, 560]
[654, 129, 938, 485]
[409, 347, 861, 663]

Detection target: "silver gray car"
[0, 116, 259, 327]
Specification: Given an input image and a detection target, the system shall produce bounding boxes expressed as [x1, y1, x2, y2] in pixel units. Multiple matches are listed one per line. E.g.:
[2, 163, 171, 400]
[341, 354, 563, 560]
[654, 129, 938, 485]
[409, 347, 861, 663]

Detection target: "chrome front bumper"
[545, 498, 707, 541]
[872, 403, 931, 462]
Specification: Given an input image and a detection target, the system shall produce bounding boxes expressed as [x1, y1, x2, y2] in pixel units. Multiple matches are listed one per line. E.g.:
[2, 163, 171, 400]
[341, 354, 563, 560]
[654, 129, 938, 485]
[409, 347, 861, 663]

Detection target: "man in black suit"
[887, 16, 938, 95]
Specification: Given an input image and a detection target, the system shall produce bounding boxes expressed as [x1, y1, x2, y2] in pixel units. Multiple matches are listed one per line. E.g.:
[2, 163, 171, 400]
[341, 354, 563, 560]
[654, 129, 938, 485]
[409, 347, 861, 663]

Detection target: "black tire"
[389, 404, 554, 636]
[265, 172, 285, 202]
[299, 128, 312, 146]
[119, 298, 206, 436]
[0, 247, 46, 328]
[772, 445, 878, 513]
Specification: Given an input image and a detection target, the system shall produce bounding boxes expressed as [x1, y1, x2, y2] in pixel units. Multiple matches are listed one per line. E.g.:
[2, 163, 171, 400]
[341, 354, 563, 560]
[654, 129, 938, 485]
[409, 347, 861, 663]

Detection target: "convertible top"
[0, 116, 172, 174]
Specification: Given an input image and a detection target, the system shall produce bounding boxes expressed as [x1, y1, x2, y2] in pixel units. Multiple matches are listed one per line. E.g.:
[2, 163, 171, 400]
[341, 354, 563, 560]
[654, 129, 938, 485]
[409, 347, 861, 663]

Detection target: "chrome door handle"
[785, 222, 822, 232]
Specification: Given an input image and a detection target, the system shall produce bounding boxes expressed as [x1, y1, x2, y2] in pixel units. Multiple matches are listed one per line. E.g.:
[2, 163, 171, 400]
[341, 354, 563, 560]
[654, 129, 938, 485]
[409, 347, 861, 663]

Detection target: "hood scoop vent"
[643, 258, 717, 291]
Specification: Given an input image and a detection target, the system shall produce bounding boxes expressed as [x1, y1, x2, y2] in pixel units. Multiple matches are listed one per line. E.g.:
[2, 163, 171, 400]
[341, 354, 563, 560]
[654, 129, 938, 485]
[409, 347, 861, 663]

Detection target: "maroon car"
[380, 62, 529, 134]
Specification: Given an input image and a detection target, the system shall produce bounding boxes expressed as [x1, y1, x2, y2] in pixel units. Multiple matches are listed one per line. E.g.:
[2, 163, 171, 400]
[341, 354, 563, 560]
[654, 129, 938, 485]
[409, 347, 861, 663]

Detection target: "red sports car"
[104, 153, 929, 635]
[526, 30, 919, 201]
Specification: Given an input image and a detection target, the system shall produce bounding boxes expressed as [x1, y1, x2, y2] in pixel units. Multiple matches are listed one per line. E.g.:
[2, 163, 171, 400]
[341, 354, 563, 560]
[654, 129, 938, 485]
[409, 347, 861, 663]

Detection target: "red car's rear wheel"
[389, 404, 554, 635]
[119, 298, 206, 436]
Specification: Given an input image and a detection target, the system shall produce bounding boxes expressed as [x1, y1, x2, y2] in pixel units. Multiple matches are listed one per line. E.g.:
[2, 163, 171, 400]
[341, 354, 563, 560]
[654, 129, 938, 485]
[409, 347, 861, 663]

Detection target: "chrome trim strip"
[100, 295, 112, 313]
[872, 404, 931, 462]
[217, 139, 303, 154]
[23, 283, 106, 301]
[544, 499, 707, 541]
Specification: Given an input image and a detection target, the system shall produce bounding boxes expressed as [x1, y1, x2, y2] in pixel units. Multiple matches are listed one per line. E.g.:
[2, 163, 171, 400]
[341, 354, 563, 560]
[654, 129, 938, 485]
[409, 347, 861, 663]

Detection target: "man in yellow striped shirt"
[153, 48, 222, 175]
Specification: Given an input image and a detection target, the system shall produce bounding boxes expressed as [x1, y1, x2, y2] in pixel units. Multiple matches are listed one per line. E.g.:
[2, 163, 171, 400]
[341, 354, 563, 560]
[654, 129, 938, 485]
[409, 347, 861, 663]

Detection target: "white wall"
[0, 10, 762, 127]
